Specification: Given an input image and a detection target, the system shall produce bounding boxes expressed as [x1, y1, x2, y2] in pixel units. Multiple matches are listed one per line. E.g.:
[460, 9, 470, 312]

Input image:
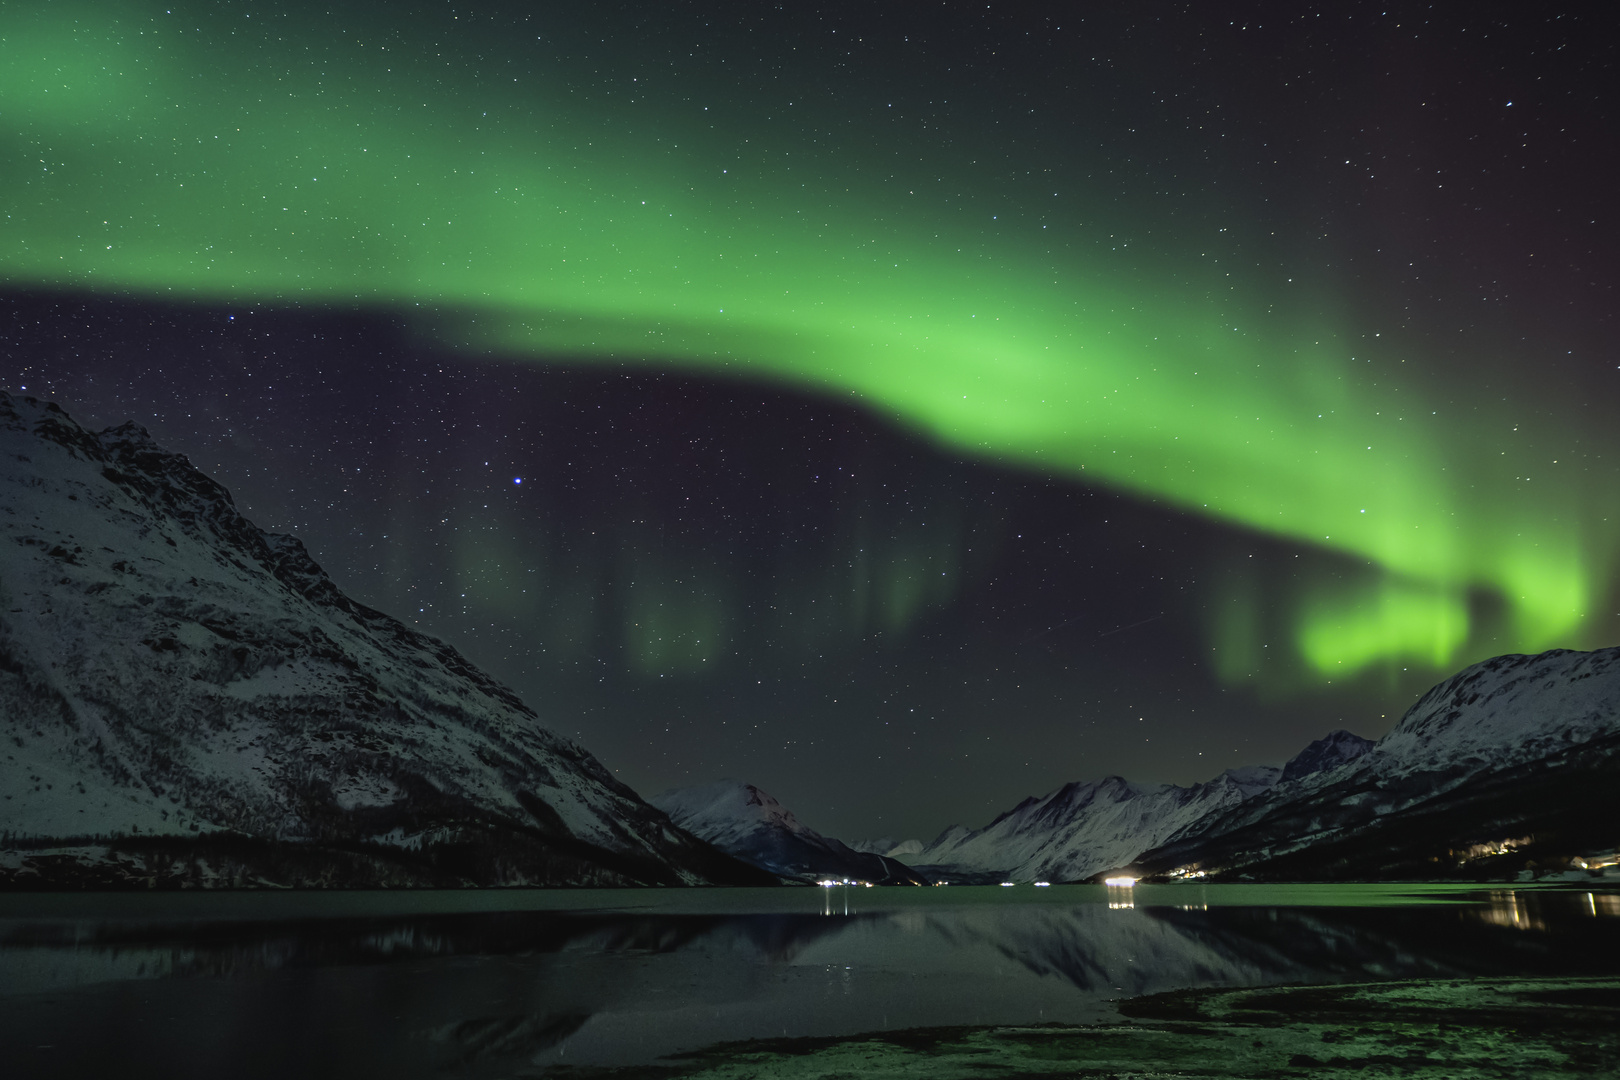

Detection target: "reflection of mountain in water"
[427, 1011, 591, 1072]
[910, 904, 1312, 998]
[936, 892, 1620, 998]
[7, 892, 1620, 993]
[0, 908, 861, 986]
[4, 892, 1619, 1079]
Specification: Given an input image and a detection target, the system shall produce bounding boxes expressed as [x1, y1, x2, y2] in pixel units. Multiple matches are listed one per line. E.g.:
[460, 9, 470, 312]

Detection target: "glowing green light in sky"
[1299, 579, 1471, 676]
[4, 5, 1613, 684]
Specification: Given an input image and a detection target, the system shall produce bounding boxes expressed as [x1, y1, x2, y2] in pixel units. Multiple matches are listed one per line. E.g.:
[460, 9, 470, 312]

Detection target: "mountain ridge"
[905, 732, 1375, 882]
[1134, 647, 1620, 880]
[905, 644, 1620, 884]
[0, 392, 768, 888]
[650, 780, 925, 885]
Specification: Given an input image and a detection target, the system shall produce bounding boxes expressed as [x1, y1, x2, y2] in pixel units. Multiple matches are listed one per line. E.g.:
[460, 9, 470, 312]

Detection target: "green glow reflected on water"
[4, 5, 1613, 686]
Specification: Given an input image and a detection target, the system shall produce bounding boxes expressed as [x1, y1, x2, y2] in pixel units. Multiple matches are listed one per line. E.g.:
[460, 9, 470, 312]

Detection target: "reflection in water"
[1479, 889, 1547, 931]
[820, 887, 854, 918]
[1, 886, 1616, 1078]
[1471, 889, 1620, 932]
[430, 1012, 591, 1071]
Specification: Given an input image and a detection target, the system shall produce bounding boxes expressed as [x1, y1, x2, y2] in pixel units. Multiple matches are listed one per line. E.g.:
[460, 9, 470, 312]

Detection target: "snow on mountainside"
[1280, 730, 1376, 783]
[650, 781, 924, 884]
[915, 731, 1375, 883]
[1374, 648, 1620, 775]
[846, 837, 925, 859]
[911, 770, 1279, 883]
[907, 648, 1620, 885]
[0, 393, 765, 887]
[1136, 647, 1620, 878]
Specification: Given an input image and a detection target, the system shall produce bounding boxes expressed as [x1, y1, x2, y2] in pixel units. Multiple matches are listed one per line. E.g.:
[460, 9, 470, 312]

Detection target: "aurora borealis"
[4, 1, 1617, 837]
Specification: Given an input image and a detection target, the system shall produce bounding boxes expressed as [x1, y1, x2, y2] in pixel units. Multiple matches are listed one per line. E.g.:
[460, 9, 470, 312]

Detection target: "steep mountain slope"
[1135, 648, 1620, 880]
[914, 732, 1374, 883]
[650, 781, 925, 884]
[0, 393, 768, 887]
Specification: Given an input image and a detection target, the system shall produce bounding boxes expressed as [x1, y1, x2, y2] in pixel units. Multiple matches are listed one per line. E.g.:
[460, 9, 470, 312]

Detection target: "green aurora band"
[4, 4, 1614, 687]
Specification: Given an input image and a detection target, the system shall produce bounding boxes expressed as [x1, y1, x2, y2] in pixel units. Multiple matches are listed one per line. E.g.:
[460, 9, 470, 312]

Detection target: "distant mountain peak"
[651, 780, 812, 839]
[909, 762, 1284, 882]
[1280, 729, 1375, 784]
[651, 780, 924, 885]
[1215, 765, 1285, 797]
[846, 837, 925, 859]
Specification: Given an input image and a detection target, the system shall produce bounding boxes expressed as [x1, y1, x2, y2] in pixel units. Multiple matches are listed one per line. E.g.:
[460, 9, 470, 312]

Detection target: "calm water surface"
[3, 883, 1618, 1078]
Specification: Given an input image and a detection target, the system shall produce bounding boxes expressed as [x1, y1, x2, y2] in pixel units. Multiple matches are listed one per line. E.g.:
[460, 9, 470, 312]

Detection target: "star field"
[3, 0, 1616, 839]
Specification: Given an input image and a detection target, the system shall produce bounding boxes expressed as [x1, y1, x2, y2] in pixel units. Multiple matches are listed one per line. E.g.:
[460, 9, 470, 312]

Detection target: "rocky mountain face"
[1135, 648, 1620, 881]
[650, 781, 925, 885]
[0, 393, 769, 888]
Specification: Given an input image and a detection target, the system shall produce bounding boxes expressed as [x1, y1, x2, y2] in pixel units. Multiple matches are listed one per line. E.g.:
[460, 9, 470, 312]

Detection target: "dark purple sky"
[4, 1, 1616, 841]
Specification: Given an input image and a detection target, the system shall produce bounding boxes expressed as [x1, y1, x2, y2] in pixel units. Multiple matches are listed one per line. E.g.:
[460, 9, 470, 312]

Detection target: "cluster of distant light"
[4, 4, 1612, 686]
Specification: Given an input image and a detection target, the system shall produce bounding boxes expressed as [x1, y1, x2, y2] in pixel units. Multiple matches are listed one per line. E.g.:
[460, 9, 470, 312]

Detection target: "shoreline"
[539, 975, 1620, 1079]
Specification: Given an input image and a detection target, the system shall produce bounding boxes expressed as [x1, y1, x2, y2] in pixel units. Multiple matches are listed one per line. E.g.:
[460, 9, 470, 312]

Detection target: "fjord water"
[2, 884, 1617, 1077]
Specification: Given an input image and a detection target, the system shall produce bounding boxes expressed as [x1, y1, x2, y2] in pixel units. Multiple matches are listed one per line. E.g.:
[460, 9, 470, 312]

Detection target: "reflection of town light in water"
[1105, 876, 1137, 910]
[1474, 889, 1620, 926]
[1475, 890, 1546, 932]
[819, 881, 856, 917]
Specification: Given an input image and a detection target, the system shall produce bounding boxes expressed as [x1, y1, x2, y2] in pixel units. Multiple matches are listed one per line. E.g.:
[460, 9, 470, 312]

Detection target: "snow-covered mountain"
[1280, 729, 1375, 783]
[0, 393, 767, 887]
[909, 767, 1275, 883]
[1135, 647, 1620, 880]
[918, 645, 1620, 885]
[650, 781, 925, 884]
[912, 733, 1373, 883]
[845, 837, 925, 859]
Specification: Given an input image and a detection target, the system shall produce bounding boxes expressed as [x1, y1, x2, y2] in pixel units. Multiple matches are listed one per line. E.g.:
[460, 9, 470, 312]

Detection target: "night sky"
[3, 1, 1617, 841]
